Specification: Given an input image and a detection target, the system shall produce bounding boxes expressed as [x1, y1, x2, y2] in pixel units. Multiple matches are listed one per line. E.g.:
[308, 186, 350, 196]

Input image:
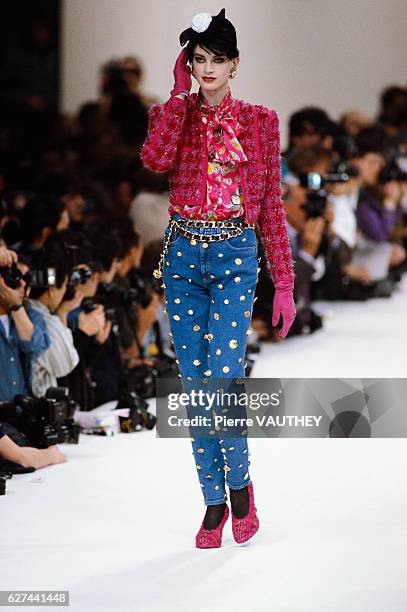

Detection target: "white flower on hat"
[191, 12, 212, 33]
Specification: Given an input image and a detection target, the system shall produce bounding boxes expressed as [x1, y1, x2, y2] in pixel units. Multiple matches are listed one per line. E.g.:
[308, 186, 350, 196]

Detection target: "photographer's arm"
[16, 307, 50, 357]
[0, 433, 66, 469]
[0, 277, 34, 338]
[10, 307, 34, 341]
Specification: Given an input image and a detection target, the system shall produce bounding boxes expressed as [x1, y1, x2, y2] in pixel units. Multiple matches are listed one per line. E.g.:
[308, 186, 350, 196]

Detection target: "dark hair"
[354, 126, 390, 157]
[19, 194, 65, 244]
[180, 8, 239, 64]
[380, 85, 406, 109]
[288, 107, 331, 146]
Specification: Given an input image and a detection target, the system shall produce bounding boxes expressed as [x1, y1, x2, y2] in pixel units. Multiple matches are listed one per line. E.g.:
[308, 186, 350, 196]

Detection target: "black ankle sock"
[230, 485, 249, 518]
[203, 502, 227, 529]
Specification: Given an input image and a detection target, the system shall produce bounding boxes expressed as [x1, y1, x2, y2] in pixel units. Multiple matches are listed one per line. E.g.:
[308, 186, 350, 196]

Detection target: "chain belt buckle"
[153, 217, 255, 280]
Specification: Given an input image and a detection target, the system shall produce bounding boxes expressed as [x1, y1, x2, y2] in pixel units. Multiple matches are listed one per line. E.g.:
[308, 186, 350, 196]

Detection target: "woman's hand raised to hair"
[171, 49, 192, 98]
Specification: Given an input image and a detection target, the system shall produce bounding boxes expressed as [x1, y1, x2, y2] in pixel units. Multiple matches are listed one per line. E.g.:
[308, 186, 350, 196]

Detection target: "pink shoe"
[195, 503, 230, 549]
[231, 482, 259, 544]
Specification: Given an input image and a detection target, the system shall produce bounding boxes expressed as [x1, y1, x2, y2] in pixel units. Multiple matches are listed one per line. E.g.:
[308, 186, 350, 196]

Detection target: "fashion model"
[141, 8, 296, 548]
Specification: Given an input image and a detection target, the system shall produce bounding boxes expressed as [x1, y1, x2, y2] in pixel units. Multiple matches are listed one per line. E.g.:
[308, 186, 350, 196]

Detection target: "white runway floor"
[2, 277, 407, 612]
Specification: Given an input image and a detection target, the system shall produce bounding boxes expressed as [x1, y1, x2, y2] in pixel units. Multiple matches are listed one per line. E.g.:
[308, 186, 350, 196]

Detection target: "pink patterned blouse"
[173, 88, 248, 220]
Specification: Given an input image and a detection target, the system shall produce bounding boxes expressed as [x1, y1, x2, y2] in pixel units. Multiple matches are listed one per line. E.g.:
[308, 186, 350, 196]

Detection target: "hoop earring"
[229, 65, 237, 79]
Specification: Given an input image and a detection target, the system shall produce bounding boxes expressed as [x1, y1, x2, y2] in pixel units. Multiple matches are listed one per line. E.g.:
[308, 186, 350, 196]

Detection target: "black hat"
[179, 8, 238, 58]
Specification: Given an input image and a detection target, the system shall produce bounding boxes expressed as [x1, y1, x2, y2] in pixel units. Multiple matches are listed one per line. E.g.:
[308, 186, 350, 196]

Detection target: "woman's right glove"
[170, 49, 192, 98]
[272, 280, 297, 338]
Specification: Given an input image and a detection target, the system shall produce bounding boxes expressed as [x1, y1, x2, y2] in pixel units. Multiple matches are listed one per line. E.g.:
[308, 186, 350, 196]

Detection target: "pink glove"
[170, 49, 192, 97]
[272, 281, 296, 338]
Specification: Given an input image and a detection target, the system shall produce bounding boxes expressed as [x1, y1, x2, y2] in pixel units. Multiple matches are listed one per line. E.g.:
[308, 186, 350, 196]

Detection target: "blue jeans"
[162, 213, 259, 506]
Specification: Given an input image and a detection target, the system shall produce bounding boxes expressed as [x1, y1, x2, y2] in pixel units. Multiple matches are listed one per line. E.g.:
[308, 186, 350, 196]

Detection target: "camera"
[64, 266, 93, 301]
[81, 296, 116, 323]
[94, 282, 139, 309]
[63, 243, 94, 300]
[115, 390, 156, 432]
[0, 264, 25, 289]
[26, 267, 57, 289]
[13, 387, 80, 448]
[298, 161, 352, 219]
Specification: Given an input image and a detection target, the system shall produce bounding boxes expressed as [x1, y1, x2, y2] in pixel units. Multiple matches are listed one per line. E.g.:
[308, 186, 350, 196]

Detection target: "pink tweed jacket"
[140, 93, 294, 288]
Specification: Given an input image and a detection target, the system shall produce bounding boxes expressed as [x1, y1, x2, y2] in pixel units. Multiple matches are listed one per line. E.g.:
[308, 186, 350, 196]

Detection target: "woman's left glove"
[272, 281, 296, 338]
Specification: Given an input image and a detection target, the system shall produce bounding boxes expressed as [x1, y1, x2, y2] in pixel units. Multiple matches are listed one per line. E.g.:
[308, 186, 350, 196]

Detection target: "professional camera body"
[0, 263, 27, 289]
[115, 390, 156, 432]
[13, 387, 80, 448]
[298, 159, 354, 219]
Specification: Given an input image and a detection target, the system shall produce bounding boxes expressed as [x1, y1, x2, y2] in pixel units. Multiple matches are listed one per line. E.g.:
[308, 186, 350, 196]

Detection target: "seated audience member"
[349, 128, 406, 286]
[355, 163, 406, 272]
[0, 420, 66, 469]
[28, 243, 81, 397]
[0, 249, 50, 402]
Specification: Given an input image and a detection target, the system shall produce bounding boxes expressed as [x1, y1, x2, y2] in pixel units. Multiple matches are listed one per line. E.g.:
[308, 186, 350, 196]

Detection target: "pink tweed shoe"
[195, 504, 230, 549]
[231, 482, 260, 544]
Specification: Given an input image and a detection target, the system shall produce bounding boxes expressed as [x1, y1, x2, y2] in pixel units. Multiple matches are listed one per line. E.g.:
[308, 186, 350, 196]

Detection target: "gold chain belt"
[153, 217, 255, 280]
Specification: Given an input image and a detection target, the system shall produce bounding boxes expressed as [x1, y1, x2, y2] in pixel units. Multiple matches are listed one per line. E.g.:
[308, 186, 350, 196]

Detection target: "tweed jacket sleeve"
[257, 109, 295, 290]
[140, 95, 187, 173]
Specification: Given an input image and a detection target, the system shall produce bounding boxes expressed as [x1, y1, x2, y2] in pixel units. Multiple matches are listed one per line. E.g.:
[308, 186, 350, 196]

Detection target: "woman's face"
[191, 44, 239, 94]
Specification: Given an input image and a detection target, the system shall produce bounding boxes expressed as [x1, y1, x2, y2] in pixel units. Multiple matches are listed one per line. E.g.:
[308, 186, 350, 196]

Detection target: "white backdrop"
[61, 0, 407, 147]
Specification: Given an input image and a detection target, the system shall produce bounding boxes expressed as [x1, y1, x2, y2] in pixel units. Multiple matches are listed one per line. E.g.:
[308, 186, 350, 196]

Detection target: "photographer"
[82, 222, 124, 404]
[0, 249, 50, 402]
[53, 229, 113, 410]
[28, 242, 80, 397]
[280, 145, 342, 334]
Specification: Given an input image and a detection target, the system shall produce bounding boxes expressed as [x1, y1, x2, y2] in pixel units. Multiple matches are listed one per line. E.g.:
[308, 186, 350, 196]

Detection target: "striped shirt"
[29, 299, 79, 398]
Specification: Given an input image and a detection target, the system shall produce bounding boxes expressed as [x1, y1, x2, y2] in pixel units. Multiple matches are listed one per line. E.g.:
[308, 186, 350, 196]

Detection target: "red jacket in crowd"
[140, 93, 295, 288]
